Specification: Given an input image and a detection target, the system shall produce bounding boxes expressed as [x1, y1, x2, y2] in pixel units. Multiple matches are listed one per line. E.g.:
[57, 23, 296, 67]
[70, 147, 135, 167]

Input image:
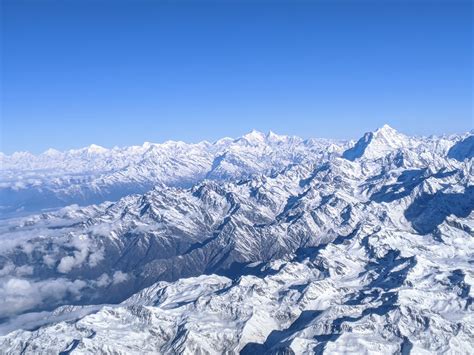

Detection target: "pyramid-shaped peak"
[373, 124, 404, 138]
[342, 124, 408, 161]
[371, 124, 407, 146]
[242, 130, 266, 142]
[375, 124, 397, 133]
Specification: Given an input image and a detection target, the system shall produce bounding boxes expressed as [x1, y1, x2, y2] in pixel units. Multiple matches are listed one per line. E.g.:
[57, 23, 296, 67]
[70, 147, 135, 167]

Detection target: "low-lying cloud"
[0, 277, 87, 317]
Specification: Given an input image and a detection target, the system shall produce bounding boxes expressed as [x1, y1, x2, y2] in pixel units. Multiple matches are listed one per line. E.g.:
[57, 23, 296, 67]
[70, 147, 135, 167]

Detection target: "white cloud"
[0, 263, 34, 277]
[112, 271, 129, 284]
[21, 243, 34, 254]
[43, 254, 57, 267]
[57, 256, 77, 273]
[88, 247, 105, 267]
[0, 277, 87, 317]
[0, 263, 15, 277]
[95, 273, 111, 287]
[15, 265, 34, 276]
[88, 223, 115, 237]
[57, 234, 103, 273]
[0, 304, 102, 336]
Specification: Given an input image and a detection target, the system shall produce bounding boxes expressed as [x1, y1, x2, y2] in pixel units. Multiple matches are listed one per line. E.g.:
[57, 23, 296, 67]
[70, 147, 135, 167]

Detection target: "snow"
[0, 125, 472, 353]
[0, 130, 343, 216]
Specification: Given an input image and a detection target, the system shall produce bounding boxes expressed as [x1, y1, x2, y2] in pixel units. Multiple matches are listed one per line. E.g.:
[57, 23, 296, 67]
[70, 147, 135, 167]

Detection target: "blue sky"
[1, 0, 472, 153]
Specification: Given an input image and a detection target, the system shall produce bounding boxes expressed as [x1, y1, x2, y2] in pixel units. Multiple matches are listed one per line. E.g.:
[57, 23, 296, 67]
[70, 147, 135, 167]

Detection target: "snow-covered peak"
[343, 124, 411, 161]
[372, 124, 407, 146]
[374, 123, 397, 134]
[266, 130, 287, 142]
[0, 127, 469, 217]
[9, 151, 35, 160]
[65, 144, 109, 156]
[241, 130, 266, 144]
[41, 148, 61, 156]
[142, 141, 154, 149]
[86, 144, 108, 154]
[0, 141, 471, 353]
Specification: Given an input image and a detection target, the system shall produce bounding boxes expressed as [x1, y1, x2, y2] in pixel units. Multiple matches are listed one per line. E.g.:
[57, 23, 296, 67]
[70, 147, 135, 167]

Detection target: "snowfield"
[0, 125, 472, 354]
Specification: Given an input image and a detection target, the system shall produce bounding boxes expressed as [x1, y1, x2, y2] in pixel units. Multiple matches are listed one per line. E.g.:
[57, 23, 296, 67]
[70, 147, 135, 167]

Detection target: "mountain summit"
[342, 124, 410, 161]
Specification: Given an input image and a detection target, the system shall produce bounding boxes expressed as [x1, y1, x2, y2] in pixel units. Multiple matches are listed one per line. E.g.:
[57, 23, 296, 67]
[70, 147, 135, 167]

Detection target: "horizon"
[2, 0, 473, 154]
[0, 1, 473, 350]
[2, 123, 472, 155]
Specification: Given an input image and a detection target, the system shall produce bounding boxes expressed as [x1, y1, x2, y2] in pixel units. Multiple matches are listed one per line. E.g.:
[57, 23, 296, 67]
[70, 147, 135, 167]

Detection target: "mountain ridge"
[0, 125, 472, 354]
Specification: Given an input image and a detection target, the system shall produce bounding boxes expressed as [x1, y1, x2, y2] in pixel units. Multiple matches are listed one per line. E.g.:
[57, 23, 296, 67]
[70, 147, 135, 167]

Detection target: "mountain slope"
[0, 126, 472, 354]
[448, 134, 474, 161]
[1, 200, 472, 354]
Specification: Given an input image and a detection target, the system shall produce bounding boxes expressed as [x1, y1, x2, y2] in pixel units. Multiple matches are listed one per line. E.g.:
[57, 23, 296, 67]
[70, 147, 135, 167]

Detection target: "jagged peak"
[342, 124, 408, 161]
[266, 130, 287, 142]
[372, 124, 406, 141]
[242, 129, 266, 142]
[142, 141, 154, 149]
[374, 123, 397, 134]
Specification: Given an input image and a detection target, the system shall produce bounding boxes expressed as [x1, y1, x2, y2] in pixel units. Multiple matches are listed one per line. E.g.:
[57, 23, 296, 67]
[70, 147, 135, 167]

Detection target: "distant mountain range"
[0, 125, 472, 354]
[0, 130, 341, 216]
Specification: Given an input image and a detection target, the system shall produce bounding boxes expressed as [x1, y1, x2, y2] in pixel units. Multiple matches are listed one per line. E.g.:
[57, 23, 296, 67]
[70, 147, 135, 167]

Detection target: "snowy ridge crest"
[0, 125, 472, 354]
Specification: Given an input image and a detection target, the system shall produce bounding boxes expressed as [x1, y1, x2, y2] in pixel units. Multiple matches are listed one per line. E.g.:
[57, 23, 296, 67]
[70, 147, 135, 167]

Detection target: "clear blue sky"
[1, 0, 472, 153]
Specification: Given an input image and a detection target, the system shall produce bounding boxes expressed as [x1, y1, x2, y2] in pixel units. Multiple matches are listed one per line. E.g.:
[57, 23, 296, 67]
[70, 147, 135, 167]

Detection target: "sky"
[1, 0, 472, 153]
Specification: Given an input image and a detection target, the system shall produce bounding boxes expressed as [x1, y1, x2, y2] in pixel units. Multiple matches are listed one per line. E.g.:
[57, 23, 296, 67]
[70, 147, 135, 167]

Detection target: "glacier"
[0, 125, 472, 354]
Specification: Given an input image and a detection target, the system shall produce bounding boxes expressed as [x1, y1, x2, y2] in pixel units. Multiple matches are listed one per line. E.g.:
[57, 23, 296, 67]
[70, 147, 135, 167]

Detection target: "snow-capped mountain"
[0, 131, 341, 216]
[342, 124, 413, 161]
[0, 125, 472, 354]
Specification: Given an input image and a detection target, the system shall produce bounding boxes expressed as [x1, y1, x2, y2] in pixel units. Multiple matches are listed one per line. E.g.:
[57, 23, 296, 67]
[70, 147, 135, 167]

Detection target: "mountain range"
[0, 125, 472, 354]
